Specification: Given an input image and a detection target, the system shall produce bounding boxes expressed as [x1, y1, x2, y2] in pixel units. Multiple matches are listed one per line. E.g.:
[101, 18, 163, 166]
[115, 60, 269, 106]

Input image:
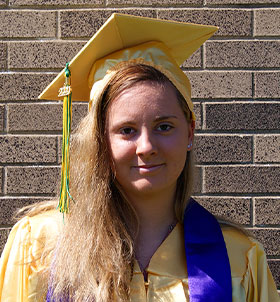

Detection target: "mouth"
[133, 164, 164, 173]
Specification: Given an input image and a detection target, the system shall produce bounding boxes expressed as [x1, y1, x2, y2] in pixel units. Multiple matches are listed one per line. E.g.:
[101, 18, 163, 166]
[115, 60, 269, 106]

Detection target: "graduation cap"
[38, 13, 218, 214]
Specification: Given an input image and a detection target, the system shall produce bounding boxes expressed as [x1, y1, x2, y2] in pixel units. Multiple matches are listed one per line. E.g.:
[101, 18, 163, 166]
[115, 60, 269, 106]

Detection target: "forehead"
[106, 81, 185, 121]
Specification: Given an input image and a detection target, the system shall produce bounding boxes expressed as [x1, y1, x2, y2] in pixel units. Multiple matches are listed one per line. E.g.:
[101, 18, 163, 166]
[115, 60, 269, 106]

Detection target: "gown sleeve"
[223, 226, 279, 302]
[0, 216, 32, 302]
[244, 237, 279, 302]
[0, 211, 60, 302]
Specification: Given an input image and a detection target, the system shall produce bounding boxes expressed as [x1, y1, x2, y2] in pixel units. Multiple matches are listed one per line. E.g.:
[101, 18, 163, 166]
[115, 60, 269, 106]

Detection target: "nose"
[136, 129, 157, 157]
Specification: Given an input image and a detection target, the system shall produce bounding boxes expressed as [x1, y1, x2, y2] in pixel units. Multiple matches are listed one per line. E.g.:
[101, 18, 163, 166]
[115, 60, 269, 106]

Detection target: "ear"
[187, 120, 195, 151]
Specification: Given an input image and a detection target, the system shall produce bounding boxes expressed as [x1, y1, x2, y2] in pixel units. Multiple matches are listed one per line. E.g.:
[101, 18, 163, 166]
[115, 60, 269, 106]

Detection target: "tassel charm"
[58, 63, 73, 214]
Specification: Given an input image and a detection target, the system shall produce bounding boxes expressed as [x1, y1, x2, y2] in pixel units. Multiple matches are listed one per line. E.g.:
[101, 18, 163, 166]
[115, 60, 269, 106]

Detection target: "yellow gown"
[0, 210, 279, 302]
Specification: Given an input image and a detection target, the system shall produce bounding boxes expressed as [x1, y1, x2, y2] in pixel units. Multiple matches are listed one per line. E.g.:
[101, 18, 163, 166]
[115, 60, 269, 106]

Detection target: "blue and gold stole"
[184, 199, 232, 301]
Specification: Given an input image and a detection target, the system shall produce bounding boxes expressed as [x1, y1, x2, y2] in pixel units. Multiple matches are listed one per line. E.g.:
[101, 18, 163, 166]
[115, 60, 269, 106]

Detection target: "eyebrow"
[154, 115, 178, 122]
[110, 115, 178, 128]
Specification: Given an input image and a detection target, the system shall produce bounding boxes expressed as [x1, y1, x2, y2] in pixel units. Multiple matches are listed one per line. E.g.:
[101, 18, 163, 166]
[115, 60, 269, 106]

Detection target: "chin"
[127, 179, 176, 196]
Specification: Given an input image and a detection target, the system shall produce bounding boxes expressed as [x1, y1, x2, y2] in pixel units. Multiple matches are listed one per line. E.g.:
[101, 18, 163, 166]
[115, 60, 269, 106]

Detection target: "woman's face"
[106, 81, 193, 198]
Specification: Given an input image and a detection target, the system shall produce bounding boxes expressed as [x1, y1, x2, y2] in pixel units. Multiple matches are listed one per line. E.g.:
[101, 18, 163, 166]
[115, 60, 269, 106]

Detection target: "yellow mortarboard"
[38, 13, 218, 214]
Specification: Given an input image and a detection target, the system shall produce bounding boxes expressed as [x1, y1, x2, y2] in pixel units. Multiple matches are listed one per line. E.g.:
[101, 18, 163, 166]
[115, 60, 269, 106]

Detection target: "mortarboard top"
[39, 13, 218, 102]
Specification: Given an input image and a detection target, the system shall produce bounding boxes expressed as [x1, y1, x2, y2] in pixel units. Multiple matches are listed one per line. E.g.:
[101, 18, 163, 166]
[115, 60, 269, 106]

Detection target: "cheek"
[108, 137, 136, 166]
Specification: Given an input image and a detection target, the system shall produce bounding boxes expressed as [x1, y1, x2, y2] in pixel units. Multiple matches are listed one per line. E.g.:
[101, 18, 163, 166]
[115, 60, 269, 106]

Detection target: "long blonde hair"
[20, 64, 194, 301]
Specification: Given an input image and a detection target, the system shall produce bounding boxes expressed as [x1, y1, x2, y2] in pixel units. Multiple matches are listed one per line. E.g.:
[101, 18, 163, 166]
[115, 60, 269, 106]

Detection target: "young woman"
[0, 14, 279, 302]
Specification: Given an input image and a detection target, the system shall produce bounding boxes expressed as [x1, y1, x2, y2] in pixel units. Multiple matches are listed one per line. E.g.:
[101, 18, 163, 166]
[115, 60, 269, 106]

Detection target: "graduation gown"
[0, 207, 279, 302]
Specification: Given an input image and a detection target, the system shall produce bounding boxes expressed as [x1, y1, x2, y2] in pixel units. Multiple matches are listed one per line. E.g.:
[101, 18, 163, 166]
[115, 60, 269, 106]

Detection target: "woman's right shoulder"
[1, 209, 63, 265]
[0, 209, 64, 301]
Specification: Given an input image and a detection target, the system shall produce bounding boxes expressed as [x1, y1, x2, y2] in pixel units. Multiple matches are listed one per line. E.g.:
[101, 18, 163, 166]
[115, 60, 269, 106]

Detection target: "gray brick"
[6, 166, 60, 194]
[188, 72, 252, 98]
[0, 167, 2, 194]
[255, 198, 280, 225]
[251, 229, 280, 256]
[204, 166, 280, 194]
[158, 9, 251, 37]
[0, 105, 4, 132]
[0, 136, 57, 164]
[268, 261, 280, 288]
[9, 42, 86, 70]
[255, 72, 280, 98]
[107, 0, 203, 6]
[8, 103, 88, 132]
[193, 103, 201, 130]
[0, 11, 56, 38]
[0, 73, 56, 101]
[182, 48, 201, 69]
[0, 229, 10, 256]
[60, 10, 156, 38]
[106, 0, 203, 7]
[205, 103, 280, 131]
[195, 135, 252, 163]
[255, 135, 280, 163]
[255, 9, 280, 36]
[0, 197, 48, 225]
[196, 197, 251, 225]
[207, 0, 280, 4]
[206, 41, 280, 68]
[193, 166, 202, 195]
[0, 43, 7, 70]
[10, 0, 103, 5]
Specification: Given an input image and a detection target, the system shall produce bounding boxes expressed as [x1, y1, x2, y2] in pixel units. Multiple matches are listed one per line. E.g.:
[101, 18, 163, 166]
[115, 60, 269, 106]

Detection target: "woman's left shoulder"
[221, 225, 280, 302]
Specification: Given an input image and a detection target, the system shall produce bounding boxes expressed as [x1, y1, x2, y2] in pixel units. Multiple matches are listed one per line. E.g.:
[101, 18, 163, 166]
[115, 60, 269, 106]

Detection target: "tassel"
[58, 63, 73, 214]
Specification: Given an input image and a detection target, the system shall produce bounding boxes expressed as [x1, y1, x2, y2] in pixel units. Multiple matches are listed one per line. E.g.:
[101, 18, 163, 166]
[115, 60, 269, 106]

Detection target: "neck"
[128, 187, 177, 233]
[125, 187, 177, 269]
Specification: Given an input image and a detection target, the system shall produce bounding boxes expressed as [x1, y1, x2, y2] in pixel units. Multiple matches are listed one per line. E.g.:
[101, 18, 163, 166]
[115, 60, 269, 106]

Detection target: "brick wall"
[0, 0, 279, 290]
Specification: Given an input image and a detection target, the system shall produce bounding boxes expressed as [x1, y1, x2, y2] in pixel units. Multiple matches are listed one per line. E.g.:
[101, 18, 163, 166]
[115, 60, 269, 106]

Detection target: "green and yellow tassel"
[58, 63, 73, 214]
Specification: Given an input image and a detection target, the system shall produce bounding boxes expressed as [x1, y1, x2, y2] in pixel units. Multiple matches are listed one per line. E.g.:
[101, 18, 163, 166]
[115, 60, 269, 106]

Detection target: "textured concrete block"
[6, 166, 60, 194]
[204, 166, 280, 194]
[107, 0, 203, 6]
[158, 9, 251, 37]
[0, 229, 10, 256]
[193, 103, 201, 130]
[255, 9, 280, 36]
[251, 229, 280, 256]
[10, 0, 103, 5]
[0, 105, 4, 132]
[0, 73, 56, 101]
[255, 72, 280, 98]
[206, 41, 280, 68]
[195, 135, 252, 163]
[8, 103, 88, 132]
[188, 72, 252, 99]
[9, 42, 86, 70]
[0, 167, 2, 194]
[255, 135, 280, 162]
[207, 0, 280, 4]
[196, 197, 251, 225]
[0, 136, 57, 164]
[0, 197, 48, 225]
[0, 11, 56, 38]
[193, 166, 202, 195]
[205, 103, 280, 130]
[268, 261, 280, 288]
[60, 10, 156, 38]
[0, 43, 7, 70]
[181, 48, 201, 69]
[255, 198, 280, 225]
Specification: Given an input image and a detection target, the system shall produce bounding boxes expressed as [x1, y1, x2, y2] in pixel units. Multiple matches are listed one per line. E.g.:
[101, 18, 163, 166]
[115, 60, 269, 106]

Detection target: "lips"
[133, 164, 164, 173]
